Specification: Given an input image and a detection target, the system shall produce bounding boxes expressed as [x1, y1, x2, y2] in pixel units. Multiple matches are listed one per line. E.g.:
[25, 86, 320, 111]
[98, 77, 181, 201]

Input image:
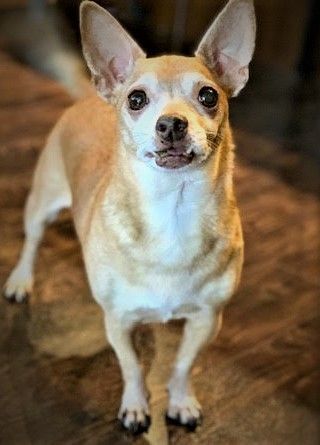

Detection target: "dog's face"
[80, 0, 256, 171]
[117, 56, 228, 170]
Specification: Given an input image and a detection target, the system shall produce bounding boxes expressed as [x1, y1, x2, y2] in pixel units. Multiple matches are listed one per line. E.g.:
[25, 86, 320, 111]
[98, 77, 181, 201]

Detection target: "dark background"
[0, 0, 319, 191]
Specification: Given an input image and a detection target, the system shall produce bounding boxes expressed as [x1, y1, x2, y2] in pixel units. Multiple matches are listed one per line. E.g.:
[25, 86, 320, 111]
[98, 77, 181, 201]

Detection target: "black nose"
[156, 114, 188, 142]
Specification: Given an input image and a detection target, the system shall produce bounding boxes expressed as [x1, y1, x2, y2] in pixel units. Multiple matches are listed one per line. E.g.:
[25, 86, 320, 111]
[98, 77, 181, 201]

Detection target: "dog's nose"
[156, 114, 188, 142]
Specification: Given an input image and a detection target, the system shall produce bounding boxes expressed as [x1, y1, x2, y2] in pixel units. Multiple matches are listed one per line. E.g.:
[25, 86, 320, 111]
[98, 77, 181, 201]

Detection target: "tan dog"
[4, 0, 256, 434]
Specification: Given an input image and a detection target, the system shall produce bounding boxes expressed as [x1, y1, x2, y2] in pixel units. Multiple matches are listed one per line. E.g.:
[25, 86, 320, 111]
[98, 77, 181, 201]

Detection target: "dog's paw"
[119, 409, 151, 435]
[3, 268, 33, 303]
[118, 387, 151, 435]
[166, 395, 202, 432]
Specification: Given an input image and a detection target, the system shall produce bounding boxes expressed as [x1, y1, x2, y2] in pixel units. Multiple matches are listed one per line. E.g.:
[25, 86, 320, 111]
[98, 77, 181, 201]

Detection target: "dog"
[3, 0, 256, 435]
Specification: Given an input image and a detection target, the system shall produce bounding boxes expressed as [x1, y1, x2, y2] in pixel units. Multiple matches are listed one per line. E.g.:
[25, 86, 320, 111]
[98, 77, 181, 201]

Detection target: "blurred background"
[0, 0, 319, 189]
[0, 1, 319, 444]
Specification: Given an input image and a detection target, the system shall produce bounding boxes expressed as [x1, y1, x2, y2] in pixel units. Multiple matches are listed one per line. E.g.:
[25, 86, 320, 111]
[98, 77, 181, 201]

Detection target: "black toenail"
[165, 412, 202, 432]
[144, 414, 151, 428]
[186, 418, 198, 432]
[120, 413, 151, 436]
[165, 413, 181, 426]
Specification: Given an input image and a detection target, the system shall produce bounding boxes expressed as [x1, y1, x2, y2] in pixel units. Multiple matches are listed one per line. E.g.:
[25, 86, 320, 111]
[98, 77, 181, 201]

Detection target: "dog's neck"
[114, 126, 234, 236]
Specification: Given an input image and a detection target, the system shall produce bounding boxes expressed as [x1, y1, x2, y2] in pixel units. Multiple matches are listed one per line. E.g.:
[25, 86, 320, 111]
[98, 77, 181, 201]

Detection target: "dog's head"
[80, 0, 256, 171]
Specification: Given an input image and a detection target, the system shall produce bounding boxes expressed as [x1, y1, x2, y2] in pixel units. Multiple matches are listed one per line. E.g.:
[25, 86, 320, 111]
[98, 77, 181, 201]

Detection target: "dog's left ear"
[80, 1, 146, 99]
[195, 0, 256, 97]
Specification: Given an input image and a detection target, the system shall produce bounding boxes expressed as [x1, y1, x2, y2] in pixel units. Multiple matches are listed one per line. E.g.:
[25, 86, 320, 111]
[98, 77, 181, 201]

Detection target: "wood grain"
[0, 52, 319, 445]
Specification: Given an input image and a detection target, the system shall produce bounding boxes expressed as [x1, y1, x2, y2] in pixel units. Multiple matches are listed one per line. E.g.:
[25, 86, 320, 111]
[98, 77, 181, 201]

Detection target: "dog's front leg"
[167, 309, 222, 430]
[104, 313, 151, 434]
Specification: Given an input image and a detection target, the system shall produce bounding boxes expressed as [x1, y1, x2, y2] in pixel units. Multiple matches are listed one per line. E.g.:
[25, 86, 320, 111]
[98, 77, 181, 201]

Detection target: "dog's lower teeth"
[157, 152, 192, 159]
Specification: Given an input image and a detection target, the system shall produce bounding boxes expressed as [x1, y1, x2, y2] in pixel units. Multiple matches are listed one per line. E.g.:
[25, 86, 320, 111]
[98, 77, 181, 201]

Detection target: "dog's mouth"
[153, 147, 195, 169]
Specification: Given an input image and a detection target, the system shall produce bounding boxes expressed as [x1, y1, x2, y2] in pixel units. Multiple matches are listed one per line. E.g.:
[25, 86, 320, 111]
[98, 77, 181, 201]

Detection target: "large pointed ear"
[80, 1, 146, 99]
[195, 0, 256, 97]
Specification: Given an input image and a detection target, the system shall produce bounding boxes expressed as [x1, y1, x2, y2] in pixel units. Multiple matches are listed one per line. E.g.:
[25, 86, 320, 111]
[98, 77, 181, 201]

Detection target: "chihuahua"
[4, 0, 256, 435]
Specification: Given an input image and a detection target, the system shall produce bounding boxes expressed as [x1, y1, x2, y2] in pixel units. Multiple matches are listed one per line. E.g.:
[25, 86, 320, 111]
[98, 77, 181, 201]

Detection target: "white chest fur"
[88, 162, 225, 323]
[142, 173, 209, 264]
[105, 164, 218, 322]
[138, 161, 211, 235]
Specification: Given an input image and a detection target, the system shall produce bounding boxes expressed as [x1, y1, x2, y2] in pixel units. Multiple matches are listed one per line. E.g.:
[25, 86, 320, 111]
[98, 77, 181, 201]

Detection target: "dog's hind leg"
[3, 132, 71, 303]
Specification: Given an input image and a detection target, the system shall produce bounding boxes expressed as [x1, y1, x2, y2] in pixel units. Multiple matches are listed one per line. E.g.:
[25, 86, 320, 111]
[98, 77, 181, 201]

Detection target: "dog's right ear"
[80, 1, 145, 99]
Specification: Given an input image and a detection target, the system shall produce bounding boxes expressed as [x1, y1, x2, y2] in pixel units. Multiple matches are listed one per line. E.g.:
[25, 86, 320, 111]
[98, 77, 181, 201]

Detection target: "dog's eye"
[198, 86, 218, 108]
[128, 90, 148, 110]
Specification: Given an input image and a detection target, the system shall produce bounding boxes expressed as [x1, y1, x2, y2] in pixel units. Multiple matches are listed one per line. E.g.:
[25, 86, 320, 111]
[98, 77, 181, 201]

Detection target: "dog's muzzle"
[154, 114, 194, 169]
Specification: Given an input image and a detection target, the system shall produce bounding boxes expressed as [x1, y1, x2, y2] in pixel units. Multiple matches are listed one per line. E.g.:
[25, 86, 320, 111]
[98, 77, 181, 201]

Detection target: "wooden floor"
[0, 52, 319, 445]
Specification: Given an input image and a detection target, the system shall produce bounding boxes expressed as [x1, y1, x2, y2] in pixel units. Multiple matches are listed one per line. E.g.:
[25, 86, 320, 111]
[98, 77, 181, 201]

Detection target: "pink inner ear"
[214, 52, 241, 76]
[212, 51, 249, 96]
[109, 56, 130, 83]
